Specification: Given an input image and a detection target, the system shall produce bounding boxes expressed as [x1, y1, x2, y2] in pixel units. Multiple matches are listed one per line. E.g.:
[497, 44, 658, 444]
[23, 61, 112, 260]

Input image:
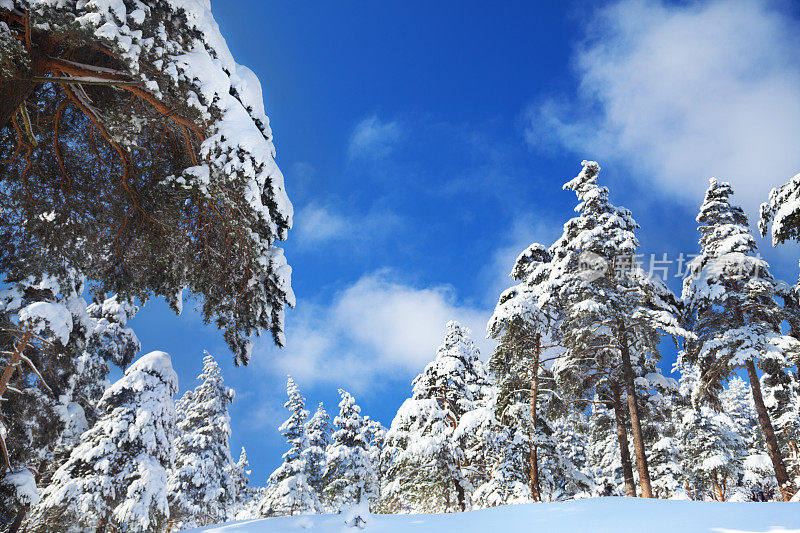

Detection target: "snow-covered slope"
[188, 498, 799, 533]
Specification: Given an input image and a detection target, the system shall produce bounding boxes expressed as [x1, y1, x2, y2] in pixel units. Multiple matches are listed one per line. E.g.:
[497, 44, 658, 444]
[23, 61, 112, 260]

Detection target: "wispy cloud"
[252, 270, 493, 393]
[348, 115, 403, 160]
[526, 0, 800, 216]
[292, 202, 405, 250]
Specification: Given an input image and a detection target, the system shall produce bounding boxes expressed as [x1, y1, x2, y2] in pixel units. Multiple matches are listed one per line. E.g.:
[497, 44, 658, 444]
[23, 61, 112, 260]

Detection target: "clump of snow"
[18, 301, 73, 344]
[4, 469, 39, 507]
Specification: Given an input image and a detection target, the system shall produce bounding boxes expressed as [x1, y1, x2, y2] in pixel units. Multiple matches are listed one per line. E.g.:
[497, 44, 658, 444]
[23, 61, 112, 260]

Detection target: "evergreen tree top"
[760, 171, 800, 246]
[683, 178, 779, 307]
[196, 352, 235, 401]
[331, 389, 368, 449]
[551, 160, 639, 268]
[695, 178, 756, 258]
[277, 376, 309, 463]
[305, 402, 333, 448]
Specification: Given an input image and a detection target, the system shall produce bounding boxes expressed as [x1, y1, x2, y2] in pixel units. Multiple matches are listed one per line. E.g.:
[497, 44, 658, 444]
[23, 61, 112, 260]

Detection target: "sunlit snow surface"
[187, 498, 799, 533]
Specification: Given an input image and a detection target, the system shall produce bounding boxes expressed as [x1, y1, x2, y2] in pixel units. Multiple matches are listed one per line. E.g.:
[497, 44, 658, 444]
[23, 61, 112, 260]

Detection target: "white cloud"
[293, 203, 350, 246]
[252, 271, 492, 392]
[527, 0, 800, 216]
[292, 202, 404, 249]
[348, 115, 402, 160]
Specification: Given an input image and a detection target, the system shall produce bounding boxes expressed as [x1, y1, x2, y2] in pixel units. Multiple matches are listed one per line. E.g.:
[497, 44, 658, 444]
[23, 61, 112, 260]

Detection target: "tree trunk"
[745, 359, 793, 500]
[8, 508, 25, 533]
[454, 478, 466, 512]
[529, 334, 542, 502]
[612, 383, 637, 497]
[617, 318, 653, 498]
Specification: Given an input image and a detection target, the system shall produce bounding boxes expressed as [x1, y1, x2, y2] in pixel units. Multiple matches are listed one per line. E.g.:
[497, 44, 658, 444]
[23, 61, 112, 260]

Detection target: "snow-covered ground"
[189, 498, 799, 533]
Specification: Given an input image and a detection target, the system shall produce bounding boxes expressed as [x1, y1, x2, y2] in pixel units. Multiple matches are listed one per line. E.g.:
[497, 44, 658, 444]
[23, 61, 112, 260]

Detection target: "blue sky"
[129, 0, 800, 483]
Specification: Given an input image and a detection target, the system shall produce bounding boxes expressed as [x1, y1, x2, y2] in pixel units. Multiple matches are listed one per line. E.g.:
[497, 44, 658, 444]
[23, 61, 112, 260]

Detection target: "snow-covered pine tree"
[487, 243, 555, 502]
[545, 161, 689, 499]
[257, 377, 320, 517]
[27, 351, 178, 532]
[323, 390, 375, 512]
[380, 393, 464, 513]
[415, 321, 491, 420]
[720, 377, 775, 500]
[303, 403, 333, 499]
[0, 273, 79, 527]
[167, 352, 236, 529]
[454, 402, 498, 506]
[548, 409, 593, 500]
[679, 406, 743, 501]
[760, 367, 800, 495]
[0, 0, 295, 365]
[682, 178, 800, 500]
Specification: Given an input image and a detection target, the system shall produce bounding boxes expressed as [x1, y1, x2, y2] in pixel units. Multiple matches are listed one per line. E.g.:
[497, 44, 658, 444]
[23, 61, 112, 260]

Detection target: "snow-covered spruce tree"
[380, 393, 464, 513]
[642, 379, 686, 500]
[77, 295, 140, 425]
[380, 322, 488, 513]
[257, 377, 320, 517]
[323, 390, 375, 512]
[363, 416, 387, 503]
[487, 243, 556, 502]
[26, 351, 178, 533]
[228, 447, 252, 516]
[682, 178, 800, 500]
[720, 377, 776, 500]
[471, 419, 531, 508]
[167, 352, 235, 529]
[303, 403, 333, 499]
[586, 398, 630, 497]
[544, 161, 689, 499]
[55, 294, 141, 459]
[0, 1, 294, 365]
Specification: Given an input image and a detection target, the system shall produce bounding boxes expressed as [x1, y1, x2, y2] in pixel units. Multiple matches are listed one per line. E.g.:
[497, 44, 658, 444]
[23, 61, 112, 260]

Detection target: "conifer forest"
[0, 1, 798, 532]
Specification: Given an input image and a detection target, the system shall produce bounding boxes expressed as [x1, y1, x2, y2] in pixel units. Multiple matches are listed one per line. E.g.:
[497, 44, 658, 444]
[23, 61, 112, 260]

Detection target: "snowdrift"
[188, 497, 799, 533]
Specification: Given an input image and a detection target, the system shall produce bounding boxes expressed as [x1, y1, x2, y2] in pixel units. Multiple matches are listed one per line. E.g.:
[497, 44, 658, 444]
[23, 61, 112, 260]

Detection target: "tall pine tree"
[544, 161, 688, 498]
[682, 178, 800, 500]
